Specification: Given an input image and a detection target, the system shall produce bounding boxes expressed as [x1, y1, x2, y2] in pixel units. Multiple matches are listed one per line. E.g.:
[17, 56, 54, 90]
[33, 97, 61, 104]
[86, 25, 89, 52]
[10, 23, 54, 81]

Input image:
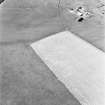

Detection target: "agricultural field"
[0, 0, 104, 50]
[0, 0, 105, 105]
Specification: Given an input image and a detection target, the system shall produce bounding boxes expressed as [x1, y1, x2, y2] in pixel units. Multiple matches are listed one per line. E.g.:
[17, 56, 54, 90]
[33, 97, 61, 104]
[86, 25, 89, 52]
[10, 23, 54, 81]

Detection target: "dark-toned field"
[0, 43, 81, 105]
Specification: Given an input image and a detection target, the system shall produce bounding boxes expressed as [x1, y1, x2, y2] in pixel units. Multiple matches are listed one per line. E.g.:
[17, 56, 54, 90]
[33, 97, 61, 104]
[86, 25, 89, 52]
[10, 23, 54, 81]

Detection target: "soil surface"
[0, 43, 81, 105]
[0, 0, 105, 105]
[0, 0, 105, 51]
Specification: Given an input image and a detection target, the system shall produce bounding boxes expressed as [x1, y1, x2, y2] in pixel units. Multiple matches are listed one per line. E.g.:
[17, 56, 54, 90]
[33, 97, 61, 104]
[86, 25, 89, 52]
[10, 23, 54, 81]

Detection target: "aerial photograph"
[0, 0, 105, 105]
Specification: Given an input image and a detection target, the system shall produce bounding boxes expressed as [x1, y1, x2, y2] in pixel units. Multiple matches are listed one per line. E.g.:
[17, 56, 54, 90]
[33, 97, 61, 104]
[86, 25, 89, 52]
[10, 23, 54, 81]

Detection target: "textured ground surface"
[0, 0, 105, 51]
[0, 43, 81, 105]
[31, 31, 105, 105]
[0, 0, 105, 105]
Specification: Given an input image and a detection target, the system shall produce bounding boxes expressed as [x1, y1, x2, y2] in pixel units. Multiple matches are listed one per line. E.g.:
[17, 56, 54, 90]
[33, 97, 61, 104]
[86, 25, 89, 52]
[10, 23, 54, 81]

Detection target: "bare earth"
[0, 43, 81, 105]
[0, 0, 105, 51]
[0, 0, 105, 105]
